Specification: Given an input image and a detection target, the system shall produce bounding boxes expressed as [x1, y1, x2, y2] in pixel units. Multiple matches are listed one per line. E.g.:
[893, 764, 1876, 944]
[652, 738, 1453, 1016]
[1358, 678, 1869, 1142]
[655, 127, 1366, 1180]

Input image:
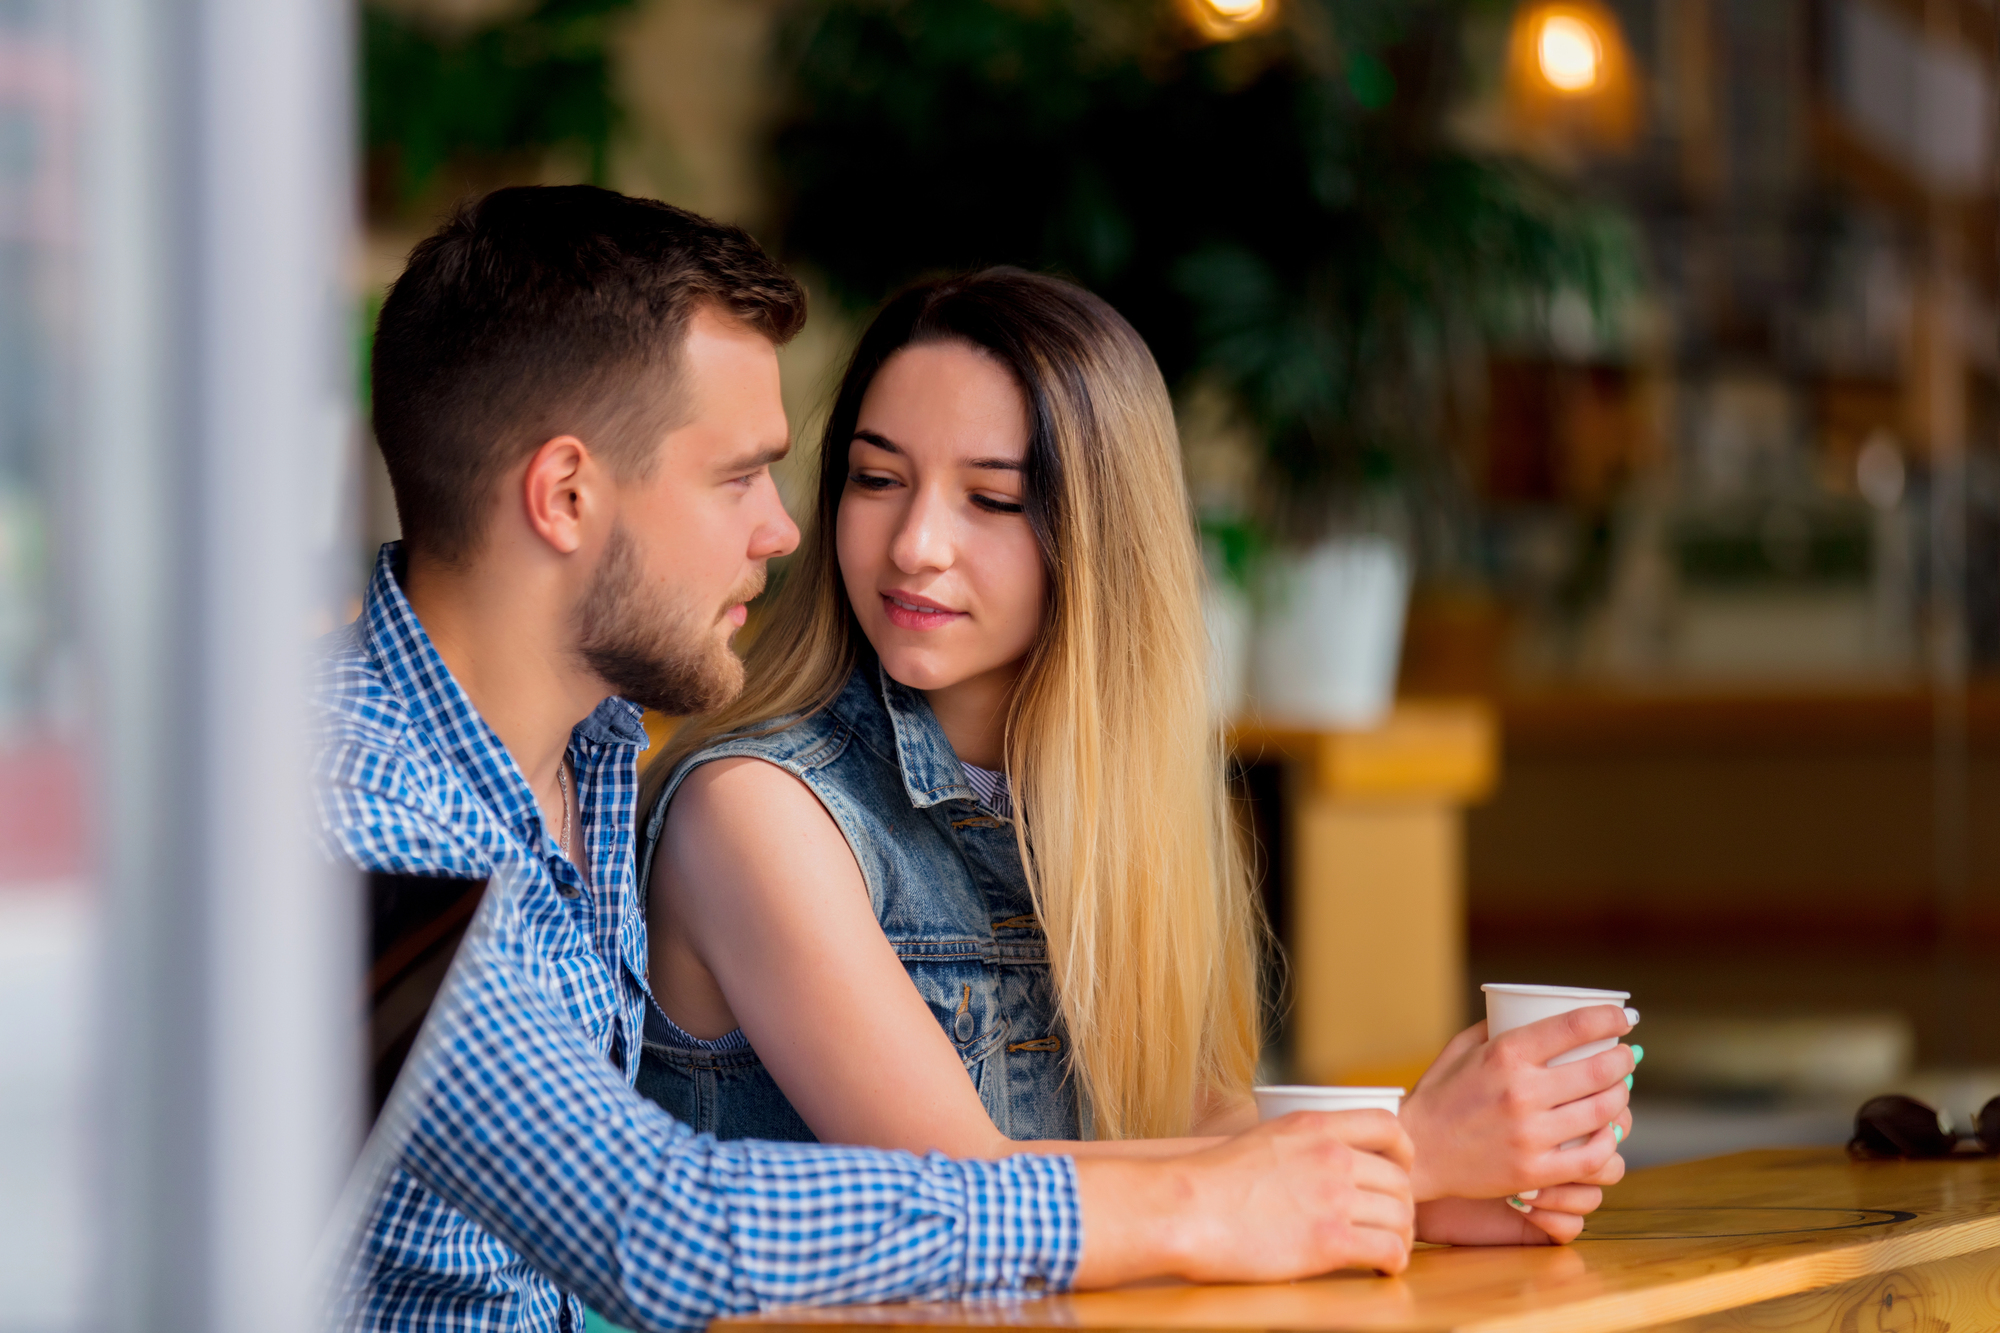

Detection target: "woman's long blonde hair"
[647, 269, 1260, 1139]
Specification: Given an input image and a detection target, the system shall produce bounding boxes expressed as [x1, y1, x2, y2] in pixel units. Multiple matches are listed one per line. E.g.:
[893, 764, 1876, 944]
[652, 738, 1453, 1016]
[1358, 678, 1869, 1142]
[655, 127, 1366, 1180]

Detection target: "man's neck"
[400, 549, 608, 820]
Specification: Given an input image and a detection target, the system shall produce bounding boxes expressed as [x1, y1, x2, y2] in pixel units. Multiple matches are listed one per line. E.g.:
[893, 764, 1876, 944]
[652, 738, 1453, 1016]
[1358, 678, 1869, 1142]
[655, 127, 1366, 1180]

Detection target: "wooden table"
[713, 1148, 2000, 1333]
[1231, 702, 1498, 1087]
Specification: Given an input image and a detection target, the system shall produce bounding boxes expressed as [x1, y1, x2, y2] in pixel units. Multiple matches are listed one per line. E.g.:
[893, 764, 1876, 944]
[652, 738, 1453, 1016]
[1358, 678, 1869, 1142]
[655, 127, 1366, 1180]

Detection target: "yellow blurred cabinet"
[1231, 701, 1498, 1087]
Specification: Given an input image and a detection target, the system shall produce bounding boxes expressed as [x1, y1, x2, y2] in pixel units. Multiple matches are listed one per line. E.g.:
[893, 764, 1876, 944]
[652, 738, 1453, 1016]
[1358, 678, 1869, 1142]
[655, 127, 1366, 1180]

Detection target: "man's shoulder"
[310, 621, 493, 878]
[312, 619, 412, 747]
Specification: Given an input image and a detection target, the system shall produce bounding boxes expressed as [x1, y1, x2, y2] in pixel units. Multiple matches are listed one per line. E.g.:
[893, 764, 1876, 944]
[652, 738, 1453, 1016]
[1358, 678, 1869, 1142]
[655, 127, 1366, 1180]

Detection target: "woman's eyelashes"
[845, 468, 1026, 516]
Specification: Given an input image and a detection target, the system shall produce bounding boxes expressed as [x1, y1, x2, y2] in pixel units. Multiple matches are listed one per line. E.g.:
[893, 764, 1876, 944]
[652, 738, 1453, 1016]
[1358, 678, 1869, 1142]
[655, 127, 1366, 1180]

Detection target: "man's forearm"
[392, 919, 1081, 1331]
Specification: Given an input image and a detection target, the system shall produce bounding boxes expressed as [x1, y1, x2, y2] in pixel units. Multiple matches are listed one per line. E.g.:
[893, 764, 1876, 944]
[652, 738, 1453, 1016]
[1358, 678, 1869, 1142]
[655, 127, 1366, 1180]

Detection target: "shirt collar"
[872, 659, 978, 811]
[360, 542, 646, 846]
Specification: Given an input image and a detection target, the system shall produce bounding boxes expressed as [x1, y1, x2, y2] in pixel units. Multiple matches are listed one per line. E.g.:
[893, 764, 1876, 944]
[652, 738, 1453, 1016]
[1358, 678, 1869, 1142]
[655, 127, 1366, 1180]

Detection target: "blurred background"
[351, 0, 2000, 1164]
[4, 1, 1999, 1329]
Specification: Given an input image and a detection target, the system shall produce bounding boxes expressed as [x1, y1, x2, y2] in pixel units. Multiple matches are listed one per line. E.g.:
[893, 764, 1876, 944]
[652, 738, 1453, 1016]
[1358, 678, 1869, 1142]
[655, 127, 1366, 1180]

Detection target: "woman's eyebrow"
[854, 429, 1023, 473]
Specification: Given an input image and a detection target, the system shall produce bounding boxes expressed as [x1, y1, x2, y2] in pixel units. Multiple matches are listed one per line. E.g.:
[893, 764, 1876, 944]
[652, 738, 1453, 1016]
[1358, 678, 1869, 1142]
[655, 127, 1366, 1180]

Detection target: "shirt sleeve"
[312, 737, 493, 879]
[387, 869, 1083, 1332]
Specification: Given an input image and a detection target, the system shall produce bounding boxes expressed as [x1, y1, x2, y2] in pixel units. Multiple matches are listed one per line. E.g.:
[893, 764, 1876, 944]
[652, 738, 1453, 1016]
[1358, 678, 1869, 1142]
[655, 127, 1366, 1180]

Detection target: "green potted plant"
[772, 0, 1629, 722]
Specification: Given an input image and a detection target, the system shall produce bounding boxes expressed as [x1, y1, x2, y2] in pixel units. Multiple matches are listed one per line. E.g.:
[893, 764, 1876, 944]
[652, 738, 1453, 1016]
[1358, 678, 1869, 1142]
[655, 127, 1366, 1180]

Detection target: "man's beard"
[575, 523, 761, 715]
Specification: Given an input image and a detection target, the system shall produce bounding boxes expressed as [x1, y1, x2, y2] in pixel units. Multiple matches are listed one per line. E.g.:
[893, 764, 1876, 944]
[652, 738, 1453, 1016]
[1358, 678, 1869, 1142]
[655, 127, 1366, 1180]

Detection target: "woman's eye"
[847, 471, 896, 491]
[971, 493, 1026, 515]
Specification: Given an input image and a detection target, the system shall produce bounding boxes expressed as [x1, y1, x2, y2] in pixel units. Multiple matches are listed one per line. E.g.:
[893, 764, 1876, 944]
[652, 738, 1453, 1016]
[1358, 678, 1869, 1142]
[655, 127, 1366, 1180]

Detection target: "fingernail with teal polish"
[1631, 1044, 1645, 1065]
[1614, 1123, 1624, 1144]
[1506, 1196, 1533, 1213]
[1625, 1074, 1634, 1089]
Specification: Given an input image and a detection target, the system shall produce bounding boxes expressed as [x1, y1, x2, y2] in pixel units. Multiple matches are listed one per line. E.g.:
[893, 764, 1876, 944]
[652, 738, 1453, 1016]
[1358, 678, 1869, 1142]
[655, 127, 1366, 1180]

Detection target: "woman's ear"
[520, 435, 595, 555]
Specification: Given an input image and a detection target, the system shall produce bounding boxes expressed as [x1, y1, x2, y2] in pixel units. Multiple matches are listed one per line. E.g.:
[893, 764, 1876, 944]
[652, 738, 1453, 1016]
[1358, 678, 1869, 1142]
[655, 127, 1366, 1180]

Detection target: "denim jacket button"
[954, 1009, 975, 1042]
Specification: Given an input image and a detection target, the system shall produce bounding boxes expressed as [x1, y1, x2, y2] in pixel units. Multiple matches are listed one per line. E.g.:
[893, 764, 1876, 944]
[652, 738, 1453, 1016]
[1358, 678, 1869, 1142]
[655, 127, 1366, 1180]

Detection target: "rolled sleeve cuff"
[955, 1153, 1082, 1296]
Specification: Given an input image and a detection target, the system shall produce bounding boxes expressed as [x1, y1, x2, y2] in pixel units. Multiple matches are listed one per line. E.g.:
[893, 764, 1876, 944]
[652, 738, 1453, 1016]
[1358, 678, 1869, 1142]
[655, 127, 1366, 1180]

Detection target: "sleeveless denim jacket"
[633, 659, 1081, 1143]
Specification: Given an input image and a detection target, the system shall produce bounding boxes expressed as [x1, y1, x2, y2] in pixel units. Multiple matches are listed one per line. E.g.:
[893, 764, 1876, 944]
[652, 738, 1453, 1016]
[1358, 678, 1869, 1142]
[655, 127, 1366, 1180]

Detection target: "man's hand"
[1398, 1004, 1635, 1202]
[1072, 1109, 1415, 1288]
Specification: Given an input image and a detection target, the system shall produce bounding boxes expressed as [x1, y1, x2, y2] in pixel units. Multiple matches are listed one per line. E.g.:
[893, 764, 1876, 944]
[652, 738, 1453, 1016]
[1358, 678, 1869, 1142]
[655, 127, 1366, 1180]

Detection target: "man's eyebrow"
[719, 441, 790, 473]
[853, 429, 1022, 472]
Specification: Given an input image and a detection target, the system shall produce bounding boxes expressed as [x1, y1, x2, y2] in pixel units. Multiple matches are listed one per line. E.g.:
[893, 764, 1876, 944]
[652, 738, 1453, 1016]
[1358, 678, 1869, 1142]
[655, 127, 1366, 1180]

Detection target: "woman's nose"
[889, 485, 955, 573]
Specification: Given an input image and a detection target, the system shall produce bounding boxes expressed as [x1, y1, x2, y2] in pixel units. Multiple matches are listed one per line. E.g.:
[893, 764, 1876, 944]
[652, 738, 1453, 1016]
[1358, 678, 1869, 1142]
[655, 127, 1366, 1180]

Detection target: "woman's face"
[837, 340, 1047, 694]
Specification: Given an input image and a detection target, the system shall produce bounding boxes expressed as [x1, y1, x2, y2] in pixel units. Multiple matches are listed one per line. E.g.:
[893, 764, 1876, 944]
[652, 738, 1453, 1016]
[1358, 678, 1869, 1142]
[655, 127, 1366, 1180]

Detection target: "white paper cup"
[1253, 1085, 1404, 1120]
[1482, 983, 1632, 1068]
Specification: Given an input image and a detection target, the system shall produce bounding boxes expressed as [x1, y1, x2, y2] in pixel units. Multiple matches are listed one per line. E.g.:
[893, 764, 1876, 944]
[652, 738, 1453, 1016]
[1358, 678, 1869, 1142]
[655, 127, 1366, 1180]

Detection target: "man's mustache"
[722, 568, 767, 617]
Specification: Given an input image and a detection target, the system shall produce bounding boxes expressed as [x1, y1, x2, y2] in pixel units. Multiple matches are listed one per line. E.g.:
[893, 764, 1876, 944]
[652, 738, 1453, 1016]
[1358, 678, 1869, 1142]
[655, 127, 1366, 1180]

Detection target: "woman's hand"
[1413, 1188, 1605, 1246]
[1074, 1108, 1416, 1287]
[1397, 1005, 1635, 1202]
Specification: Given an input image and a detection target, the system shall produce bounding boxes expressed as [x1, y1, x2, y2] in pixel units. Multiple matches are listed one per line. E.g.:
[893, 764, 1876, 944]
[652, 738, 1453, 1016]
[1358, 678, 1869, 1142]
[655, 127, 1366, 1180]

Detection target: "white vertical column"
[85, 0, 355, 1328]
[196, 0, 358, 1329]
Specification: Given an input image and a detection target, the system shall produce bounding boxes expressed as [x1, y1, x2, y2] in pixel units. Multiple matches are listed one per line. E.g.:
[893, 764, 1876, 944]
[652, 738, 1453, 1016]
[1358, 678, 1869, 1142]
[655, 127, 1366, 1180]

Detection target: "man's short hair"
[372, 185, 807, 563]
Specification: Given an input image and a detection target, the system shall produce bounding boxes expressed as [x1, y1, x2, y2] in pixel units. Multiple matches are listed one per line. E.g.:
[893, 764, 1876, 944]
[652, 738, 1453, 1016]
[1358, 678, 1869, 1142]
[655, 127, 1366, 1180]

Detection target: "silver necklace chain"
[556, 759, 572, 858]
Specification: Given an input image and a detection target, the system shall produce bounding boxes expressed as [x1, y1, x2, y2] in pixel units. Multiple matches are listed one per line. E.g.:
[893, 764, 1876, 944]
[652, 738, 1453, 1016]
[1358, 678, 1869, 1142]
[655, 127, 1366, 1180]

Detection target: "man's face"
[576, 305, 799, 713]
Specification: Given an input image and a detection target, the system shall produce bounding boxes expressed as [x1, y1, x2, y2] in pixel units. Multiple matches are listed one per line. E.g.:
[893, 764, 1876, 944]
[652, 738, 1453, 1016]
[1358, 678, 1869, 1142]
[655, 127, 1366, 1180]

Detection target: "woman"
[634, 270, 1632, 1239]
[635, 269, 1257, 1152]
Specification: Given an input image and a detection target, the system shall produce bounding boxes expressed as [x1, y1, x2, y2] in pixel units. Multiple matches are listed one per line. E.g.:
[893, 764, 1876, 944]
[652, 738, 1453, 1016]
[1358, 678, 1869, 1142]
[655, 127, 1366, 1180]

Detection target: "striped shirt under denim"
[312, 543, 1081, 1332]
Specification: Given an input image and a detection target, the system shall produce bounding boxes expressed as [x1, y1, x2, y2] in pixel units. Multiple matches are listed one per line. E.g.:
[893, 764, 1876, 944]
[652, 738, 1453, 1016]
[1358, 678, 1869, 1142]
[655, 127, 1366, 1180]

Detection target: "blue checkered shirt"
[313, 544, 1081, 1332]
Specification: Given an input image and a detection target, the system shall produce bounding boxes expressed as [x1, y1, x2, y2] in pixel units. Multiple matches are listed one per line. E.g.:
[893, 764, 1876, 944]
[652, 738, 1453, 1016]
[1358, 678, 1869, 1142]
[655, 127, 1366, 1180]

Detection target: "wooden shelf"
[1495, 684, 2000, 755]
[1230, 701, 1499, 801]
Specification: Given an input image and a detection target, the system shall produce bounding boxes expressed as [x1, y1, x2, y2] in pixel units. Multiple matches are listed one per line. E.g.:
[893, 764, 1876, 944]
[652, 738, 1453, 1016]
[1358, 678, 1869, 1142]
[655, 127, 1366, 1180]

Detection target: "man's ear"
[521, 435, 596, 555]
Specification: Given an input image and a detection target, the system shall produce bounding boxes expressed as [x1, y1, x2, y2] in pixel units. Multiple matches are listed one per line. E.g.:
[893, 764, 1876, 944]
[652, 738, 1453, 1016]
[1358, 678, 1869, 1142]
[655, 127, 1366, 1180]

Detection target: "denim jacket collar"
[866, 658, 978, 812]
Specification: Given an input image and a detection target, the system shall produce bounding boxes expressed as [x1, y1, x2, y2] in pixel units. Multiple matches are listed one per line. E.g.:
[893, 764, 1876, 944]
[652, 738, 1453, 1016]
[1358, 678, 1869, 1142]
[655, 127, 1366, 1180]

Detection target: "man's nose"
[889, 485, 954, 574]
[750, 477, 800, 560]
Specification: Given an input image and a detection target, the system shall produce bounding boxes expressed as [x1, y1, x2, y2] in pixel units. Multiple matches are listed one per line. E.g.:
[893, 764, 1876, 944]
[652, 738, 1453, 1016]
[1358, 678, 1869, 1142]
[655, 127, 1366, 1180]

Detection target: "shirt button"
[955, 1010, 975, 1042]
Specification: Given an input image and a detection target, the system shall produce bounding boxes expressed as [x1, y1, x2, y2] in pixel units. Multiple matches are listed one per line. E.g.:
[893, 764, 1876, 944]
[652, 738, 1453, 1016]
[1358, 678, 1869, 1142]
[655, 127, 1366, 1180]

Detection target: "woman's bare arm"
[649, 756, 1217, 1159]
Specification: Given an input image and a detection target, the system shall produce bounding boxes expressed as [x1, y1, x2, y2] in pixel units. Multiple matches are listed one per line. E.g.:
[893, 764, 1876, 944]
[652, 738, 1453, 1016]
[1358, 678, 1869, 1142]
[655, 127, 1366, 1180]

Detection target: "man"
[314, 185, 1420, 1333]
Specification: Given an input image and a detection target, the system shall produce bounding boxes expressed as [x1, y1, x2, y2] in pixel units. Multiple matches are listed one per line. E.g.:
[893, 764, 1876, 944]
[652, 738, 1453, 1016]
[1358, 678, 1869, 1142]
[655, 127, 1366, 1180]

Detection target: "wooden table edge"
[1459, 1211, 2000, 1333]
[712, 1210, 2000, 1333]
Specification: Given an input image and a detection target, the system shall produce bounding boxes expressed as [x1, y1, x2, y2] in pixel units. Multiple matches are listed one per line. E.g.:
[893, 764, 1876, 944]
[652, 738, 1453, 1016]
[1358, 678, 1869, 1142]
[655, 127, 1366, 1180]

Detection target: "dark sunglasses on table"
[1848, 1093, 2000, 1160]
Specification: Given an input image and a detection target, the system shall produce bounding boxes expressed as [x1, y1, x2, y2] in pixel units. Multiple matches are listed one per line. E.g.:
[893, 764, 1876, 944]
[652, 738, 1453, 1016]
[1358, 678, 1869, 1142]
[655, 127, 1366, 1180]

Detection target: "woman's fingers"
[1519, 1183, 1602, 1216]
[1547, 1081, 1631, 1146]
[1546, 1041, 1637, 1106]
[1523, 1206, 1585, 1244]
[1501, 1005, 1633, 1069]
[1546, 1119, 1624, 1184]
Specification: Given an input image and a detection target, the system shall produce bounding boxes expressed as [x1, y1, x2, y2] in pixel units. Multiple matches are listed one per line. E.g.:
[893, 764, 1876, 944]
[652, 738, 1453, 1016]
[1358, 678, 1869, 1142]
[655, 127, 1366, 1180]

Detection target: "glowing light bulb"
[1203, 0, 1266, 19]
[1537, 14, 1602, 93]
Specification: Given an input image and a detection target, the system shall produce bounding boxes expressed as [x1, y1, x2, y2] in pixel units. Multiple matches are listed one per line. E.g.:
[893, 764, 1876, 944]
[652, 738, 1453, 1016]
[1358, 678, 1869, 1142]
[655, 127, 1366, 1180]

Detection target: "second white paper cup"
[1482, 982, 1632, 1067]
[1253, 1085, 1404, 1120]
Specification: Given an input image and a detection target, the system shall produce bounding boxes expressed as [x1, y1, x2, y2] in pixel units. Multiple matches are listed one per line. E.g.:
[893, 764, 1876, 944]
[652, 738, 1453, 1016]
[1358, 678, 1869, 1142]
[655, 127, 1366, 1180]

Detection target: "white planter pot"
[1253, 536, 1411, 728]
[1203, 578, 1254, 722]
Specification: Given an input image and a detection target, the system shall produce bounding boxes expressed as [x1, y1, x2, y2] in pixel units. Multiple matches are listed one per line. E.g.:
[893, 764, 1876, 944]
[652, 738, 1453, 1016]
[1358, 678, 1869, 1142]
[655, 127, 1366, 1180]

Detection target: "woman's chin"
[877, 654, 963, 693]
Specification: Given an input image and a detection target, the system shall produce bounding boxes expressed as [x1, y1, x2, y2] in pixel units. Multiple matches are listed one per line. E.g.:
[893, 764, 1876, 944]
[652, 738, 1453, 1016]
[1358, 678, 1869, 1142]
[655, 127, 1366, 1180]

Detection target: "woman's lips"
[881, 592, 963, 631]
[726, 603, 749, 628]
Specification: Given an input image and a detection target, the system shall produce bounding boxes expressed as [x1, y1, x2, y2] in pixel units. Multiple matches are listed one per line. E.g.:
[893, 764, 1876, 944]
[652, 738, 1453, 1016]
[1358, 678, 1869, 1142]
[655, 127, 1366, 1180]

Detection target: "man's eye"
[971, 494, 1026, 515]
[847, 471, 896, 491]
